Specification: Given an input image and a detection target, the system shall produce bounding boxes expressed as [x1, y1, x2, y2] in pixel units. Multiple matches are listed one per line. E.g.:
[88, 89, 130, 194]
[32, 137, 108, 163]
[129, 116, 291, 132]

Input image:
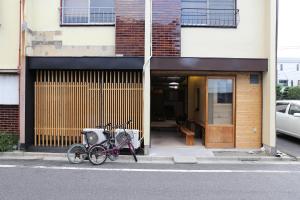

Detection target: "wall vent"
[250, 74, 259, 84]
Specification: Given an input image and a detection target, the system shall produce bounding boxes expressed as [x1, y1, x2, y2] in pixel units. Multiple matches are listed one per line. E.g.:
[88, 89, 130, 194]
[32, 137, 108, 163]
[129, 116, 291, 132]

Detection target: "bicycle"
[88, 120, 138, 165]
[67, 123, 111, 164]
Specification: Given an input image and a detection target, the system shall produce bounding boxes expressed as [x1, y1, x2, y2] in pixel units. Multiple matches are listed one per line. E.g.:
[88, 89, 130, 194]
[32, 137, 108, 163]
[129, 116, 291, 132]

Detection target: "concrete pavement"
[277, 133, 300, 158]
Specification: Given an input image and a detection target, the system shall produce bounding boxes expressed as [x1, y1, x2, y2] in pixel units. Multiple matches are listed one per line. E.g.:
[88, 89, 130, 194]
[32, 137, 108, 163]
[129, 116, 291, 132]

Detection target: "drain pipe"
[143, 0, 152, 155]
[18, 0, 26, 149]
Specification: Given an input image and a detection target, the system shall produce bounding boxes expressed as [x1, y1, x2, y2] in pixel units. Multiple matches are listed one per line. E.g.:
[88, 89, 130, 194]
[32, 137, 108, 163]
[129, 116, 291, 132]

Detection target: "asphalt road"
[277, 133, 300, 157]
[1, 160, 300, 200]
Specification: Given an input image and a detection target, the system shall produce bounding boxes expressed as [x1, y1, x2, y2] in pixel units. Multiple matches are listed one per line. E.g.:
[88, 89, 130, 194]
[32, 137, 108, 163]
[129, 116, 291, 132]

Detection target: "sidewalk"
[0, 149, 298, 164]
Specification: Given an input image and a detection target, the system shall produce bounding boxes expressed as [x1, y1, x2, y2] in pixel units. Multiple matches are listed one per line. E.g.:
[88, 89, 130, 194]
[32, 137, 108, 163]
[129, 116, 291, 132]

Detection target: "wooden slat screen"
[34, 70, 143, 147]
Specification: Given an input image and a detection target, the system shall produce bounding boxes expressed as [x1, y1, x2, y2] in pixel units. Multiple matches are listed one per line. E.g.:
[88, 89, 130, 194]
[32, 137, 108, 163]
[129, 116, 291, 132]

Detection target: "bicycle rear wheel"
[88, 145, 107, 165]
[128, 143, 137, 162]
[67, 144, 87, 164]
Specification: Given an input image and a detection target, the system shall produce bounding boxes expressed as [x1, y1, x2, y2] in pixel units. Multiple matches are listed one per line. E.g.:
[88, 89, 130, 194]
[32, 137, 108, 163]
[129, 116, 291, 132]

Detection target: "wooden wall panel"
[236, 73, 262, 148]
[34, 70, 143, 147]
[206, 125, 234, 148]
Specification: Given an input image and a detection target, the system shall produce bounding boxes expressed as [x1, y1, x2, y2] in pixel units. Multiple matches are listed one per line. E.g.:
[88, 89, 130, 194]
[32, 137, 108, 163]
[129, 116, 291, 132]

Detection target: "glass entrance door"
[205, 77, 235, 148]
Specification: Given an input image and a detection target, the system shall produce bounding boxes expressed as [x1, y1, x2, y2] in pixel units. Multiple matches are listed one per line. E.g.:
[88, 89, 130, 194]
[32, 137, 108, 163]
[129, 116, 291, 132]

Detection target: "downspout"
[143, 0, 152, 154]
[18, 0, 22, 69]
[18, 0, 26, 148]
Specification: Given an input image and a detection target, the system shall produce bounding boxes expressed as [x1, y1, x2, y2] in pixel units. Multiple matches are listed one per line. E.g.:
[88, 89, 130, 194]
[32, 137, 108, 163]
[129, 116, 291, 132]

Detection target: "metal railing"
[60, 7, 115, 25]
[181, 8, 239, 27]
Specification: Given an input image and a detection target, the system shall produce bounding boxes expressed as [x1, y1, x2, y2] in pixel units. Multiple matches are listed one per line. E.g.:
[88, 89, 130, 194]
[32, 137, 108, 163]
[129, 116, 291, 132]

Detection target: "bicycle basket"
[116, 131, 131, 146]
[85, 131, 98, 145]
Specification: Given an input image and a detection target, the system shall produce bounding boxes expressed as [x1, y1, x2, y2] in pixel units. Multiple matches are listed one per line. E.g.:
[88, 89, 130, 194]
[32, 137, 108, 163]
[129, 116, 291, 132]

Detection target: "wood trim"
[151, 57, 268, 72]
[27, 57, 144, 70]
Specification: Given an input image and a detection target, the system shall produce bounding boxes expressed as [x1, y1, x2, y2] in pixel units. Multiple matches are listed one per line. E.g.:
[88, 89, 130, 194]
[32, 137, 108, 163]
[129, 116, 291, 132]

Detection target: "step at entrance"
[173, 156, 197, 164]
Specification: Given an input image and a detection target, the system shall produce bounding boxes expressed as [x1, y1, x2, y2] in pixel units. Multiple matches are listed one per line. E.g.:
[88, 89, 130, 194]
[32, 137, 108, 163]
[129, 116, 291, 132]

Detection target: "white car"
[276, 100, 300, 139]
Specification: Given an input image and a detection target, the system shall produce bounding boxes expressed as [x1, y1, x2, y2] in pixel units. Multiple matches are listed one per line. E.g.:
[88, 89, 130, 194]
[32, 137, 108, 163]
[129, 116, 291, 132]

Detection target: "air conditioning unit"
[115, 129, 140, 149]
[82, 128, 140, 149]
[82, 128, 106, 145]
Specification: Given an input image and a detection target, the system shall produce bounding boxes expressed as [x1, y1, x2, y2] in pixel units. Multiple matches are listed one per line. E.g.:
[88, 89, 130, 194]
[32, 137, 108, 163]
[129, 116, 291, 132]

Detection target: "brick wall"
[115, 0, 145, 56]
[0, 105, 19, 135]
[152, 0, 181, 56]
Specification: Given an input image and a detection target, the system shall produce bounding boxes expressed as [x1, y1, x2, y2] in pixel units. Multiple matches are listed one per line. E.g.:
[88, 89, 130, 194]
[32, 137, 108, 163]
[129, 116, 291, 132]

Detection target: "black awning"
[151, 57, 268, 72]
[27, 56, 144, 70]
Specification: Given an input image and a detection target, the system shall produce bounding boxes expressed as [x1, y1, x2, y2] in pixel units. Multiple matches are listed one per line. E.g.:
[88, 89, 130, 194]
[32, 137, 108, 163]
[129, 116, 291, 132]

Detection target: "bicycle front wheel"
[67, 144, 87, 164]
[88, 145, 107, 165]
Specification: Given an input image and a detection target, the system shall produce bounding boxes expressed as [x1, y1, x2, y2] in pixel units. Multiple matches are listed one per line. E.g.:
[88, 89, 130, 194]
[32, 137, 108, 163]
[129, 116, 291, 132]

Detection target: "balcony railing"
[60, 7, 115, 25]
[181, 8, 239, 27]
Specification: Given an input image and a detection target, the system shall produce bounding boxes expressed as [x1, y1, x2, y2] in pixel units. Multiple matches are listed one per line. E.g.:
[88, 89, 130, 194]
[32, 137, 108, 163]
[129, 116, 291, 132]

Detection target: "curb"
[0, 151, 298, 164]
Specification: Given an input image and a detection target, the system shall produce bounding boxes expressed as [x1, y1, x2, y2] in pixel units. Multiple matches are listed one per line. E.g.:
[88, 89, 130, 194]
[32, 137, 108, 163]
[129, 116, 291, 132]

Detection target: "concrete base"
[263, 144, 277, 156]
[19, 143, 26, 151]
[144, 145, 150, 155]
[173, 156, 197, 164]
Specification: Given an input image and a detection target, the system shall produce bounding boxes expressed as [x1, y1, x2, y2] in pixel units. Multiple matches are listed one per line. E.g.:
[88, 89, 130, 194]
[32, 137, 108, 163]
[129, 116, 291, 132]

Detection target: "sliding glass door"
[206, 77, 235, 148]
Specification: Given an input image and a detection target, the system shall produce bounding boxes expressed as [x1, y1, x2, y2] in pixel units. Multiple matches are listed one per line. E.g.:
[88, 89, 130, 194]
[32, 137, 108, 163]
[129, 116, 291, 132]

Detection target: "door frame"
[205, 76, 236, 148]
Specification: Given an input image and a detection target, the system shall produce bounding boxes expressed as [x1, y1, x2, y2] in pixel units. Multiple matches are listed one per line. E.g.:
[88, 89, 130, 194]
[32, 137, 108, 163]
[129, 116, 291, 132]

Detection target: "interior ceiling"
[151, 76, 186, 86]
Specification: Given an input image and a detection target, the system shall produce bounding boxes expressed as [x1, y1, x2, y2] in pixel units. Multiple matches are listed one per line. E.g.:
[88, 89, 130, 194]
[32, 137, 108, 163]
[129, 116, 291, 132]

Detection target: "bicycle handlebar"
[111, 120, 132, 129]
[95, 122, 112, 129]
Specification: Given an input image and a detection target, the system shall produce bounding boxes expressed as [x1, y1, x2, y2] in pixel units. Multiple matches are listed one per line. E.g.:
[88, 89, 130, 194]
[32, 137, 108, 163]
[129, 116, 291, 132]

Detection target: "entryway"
[150, 74, 236, 152]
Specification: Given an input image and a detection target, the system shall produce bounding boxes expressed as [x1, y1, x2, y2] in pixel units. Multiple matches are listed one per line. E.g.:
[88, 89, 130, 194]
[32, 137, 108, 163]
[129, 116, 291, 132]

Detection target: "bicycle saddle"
[103, 130, 111, 139]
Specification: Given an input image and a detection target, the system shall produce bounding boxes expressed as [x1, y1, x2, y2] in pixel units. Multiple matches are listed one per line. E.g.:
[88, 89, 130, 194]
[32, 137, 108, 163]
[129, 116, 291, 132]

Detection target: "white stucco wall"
[25, 0, 115, 56]
[0, 0, 20, 69]
[262, 0, 277, 152]
[181, 0, 268, 58]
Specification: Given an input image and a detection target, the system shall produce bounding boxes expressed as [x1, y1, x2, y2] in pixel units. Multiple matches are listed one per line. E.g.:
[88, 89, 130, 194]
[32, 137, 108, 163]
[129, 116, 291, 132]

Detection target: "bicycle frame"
[97, 120, 134, 157]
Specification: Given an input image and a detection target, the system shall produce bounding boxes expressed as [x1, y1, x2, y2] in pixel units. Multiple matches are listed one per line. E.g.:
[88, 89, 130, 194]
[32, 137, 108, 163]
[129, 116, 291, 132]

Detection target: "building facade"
[0, 1, 20, 137]
[0, 0, 277, 154]
[277, 58, 300, 87]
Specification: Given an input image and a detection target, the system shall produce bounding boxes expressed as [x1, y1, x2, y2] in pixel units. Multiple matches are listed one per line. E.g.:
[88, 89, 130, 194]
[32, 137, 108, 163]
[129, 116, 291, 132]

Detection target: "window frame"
[278, 79, 288, 86]
[181, 0, 239, 28]
[60, 0, 115, 26]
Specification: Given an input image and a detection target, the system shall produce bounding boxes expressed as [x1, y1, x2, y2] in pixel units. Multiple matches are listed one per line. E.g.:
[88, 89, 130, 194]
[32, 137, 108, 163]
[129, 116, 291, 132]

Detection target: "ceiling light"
[169, 82, 179, 86]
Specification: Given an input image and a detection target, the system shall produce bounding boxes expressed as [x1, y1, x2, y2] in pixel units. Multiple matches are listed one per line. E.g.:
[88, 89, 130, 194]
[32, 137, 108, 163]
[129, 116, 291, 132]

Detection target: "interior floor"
[150, 129, 213, 157]
[151, 128, 203, 147]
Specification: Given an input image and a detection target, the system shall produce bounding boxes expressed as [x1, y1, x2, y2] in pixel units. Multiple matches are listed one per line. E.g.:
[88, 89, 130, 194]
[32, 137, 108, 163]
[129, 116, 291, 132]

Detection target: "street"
[277, 133, 300, 157]
[1, 159, 300, 200]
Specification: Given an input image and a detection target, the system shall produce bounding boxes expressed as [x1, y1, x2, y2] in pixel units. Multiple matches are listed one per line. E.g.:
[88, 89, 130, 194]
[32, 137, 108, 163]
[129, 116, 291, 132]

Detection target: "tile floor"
[149, 129, 214, 157]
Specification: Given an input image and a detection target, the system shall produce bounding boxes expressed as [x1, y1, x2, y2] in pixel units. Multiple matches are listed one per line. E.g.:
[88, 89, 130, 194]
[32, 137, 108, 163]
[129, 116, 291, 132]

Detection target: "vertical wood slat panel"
[34, 70, 143, 147]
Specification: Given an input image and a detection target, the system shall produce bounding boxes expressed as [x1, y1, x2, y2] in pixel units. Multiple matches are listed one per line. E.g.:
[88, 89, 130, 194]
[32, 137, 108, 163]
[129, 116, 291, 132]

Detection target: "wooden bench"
[179, 127, 195, 146]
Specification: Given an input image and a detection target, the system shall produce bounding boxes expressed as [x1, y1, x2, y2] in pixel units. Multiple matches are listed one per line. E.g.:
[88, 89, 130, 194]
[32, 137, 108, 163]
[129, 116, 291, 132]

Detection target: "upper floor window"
[181, 0, 239, 27]
[279, 79, 288, 86]
[280, 64, 283, 71]
[61, 0, 115, 25]
[297, 64, 299, 71]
